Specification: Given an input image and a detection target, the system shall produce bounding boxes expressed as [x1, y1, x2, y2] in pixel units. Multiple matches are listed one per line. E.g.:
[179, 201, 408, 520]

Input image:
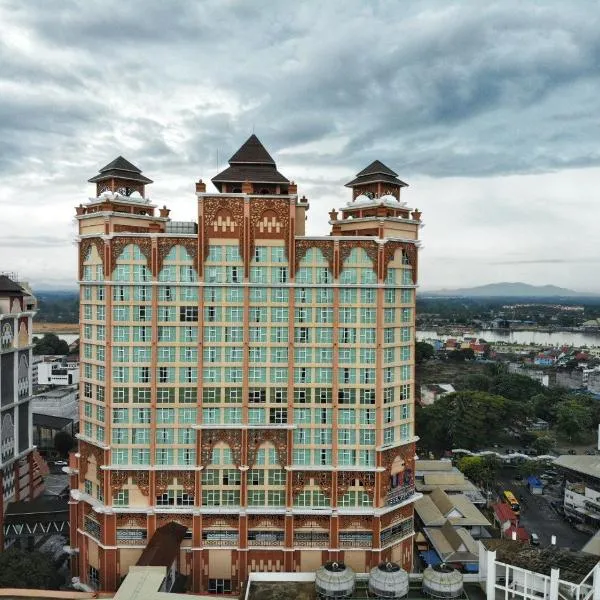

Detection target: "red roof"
[492, 502, 517, 524]
[504, 525, 529, 542]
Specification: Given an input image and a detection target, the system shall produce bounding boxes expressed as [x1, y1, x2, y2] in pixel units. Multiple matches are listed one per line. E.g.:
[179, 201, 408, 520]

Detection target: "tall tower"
[0, 275, 43, 549]
[70, 137, 421, 594]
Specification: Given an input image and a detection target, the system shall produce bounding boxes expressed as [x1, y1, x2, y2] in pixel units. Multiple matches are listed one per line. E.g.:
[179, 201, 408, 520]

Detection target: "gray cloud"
[1, 0, 599, 289]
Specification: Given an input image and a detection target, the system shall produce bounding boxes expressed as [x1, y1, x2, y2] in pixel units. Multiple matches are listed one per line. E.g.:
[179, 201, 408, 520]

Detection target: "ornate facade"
[70, 137, 422, 593]
[0, 275, 43, 548]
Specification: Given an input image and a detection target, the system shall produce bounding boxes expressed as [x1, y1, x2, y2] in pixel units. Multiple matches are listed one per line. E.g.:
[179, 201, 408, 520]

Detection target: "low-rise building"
[420, 383, 455, 406]
[35, 356, 79, 386]
[554, 455, 600, 527]
[30, 385, 78, 422]
[415, 459, 486, 505]
[414, 488, 490, 538]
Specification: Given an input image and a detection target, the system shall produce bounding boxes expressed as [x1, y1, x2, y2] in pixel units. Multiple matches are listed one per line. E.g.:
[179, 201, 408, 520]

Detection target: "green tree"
[415, 342, 435, 364]
[54, 431, 74, 457]
[532, 434, 556, 455]
[33, 333, 69, 356]
[457, 455, 500, 488]
[490, 373, 543, 404]
[461, 374, 491, 392]
[0, 549, 61, 589]
[556, 398, 593, 442]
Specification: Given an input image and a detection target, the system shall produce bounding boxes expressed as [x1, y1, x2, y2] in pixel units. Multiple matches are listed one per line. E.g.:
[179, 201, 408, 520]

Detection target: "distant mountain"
[426, 282, 591, 298]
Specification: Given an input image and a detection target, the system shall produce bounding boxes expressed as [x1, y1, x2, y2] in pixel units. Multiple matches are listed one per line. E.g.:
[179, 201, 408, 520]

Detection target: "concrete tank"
[368, 561, 410, 598]
[315, 561, 356, 599]
[422, 564, 464, 598]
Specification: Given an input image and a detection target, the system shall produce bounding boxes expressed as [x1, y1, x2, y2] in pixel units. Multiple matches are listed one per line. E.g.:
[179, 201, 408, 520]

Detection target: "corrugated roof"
[424, 523, 479, 563]
[554, 455, 600, 479]
[483, 539, 599, 584]
[415, 459, 454, 472]
[415, 492, 490, 527]
[430, 488, 455, 516]
[424, 472, 466, 485]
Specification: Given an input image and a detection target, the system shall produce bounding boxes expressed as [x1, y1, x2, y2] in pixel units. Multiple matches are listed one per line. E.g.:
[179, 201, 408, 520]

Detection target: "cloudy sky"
[1, 0, 599, 292]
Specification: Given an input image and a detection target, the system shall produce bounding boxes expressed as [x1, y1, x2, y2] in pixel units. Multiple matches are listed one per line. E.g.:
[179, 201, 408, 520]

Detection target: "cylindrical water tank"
[315, 561, 356, 599]
[422, 564, 464, 598]
[368, 561, 410, 598]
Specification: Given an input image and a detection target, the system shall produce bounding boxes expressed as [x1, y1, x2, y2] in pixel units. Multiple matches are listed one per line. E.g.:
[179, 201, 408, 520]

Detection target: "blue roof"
[420, 550, 442, 566]
[527, 476, 543, 486]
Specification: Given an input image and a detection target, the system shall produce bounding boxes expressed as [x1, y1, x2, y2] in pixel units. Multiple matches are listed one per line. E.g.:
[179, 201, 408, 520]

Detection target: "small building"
[420, 383, 456, 406]
[32, 413, 75, 455]
[492, 502, 517, 534]
[527, 476, 544, 495]
[415, 459, 486, 505]
[423, 520, 480, 572]
[504, 525, 529, 543]
[30, 384, 79, 422]
[414, 488, 491, 538]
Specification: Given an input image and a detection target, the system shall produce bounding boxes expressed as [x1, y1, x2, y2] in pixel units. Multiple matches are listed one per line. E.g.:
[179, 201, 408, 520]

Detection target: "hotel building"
[70, 136, 422, 593]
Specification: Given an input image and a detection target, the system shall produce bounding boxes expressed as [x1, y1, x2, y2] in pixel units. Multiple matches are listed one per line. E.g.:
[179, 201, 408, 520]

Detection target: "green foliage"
[490, 373, 543, 404]
[33, 333, 69, 355]
[417, 391, 513, 452]
[460, 373, 491, 392]
[457, 455, 499, 487]
[54, 431, 74, 457]
[556, 397, 593, 441]
[0, 549, 61, 589]
[415, 342, 435, 363]
[532, 434, 556, 454]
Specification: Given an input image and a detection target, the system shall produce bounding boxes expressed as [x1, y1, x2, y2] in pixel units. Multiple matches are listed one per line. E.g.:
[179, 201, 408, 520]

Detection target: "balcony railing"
[386, 484, 415, 506]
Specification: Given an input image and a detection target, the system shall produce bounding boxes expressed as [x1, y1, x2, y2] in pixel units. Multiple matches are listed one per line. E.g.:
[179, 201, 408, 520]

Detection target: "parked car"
[530, 533, 540, 546]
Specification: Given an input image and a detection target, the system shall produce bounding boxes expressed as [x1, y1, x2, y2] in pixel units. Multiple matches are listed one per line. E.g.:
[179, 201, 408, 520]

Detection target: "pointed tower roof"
[229, 134, 276, 165]
[88, 156, 153, 184]
[212, 134, 289, 188]
[345, 159, 407, 188]
[355, 159, 398, 178]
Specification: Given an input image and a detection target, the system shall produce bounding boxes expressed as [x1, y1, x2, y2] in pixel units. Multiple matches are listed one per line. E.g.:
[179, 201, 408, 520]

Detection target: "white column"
[593, 564, 600, 600]
[550, 568, 560, 600]
[486, 549, 497, 600]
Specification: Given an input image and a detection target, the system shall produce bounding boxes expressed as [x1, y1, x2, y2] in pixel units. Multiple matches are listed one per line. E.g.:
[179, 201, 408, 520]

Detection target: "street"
[494, 470, 590, 550]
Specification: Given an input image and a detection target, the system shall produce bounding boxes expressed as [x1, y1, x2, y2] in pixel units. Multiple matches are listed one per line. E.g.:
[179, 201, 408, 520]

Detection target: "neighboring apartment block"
[69, 136, 422, 593]
[0, 275, 44, 547]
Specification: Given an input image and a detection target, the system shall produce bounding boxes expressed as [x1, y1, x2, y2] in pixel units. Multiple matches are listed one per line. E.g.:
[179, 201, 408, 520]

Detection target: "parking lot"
[495, 469, 590, 550]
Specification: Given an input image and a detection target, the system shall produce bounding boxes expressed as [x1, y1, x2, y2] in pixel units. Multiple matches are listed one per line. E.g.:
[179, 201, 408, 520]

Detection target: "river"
[417, 329, 600, 347]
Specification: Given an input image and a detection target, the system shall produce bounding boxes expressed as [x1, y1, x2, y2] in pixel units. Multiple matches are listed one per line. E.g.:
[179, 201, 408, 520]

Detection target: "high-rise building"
[69, 137, 422, 594]
[0, 274, 44, 548]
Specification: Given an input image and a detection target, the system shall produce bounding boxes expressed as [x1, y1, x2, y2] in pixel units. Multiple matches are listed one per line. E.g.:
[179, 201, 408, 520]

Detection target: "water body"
[417, 329, 600, 347]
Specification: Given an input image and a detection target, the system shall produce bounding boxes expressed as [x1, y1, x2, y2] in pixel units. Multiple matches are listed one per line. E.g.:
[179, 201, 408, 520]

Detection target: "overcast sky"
[1, 0, 599, 292]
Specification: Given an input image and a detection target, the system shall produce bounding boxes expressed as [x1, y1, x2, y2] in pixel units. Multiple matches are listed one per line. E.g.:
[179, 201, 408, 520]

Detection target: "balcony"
[386, 484, 415, 506]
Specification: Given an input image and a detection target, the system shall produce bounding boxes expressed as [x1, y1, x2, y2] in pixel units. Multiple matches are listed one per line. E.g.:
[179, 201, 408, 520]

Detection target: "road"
[495, 470, 590, 550]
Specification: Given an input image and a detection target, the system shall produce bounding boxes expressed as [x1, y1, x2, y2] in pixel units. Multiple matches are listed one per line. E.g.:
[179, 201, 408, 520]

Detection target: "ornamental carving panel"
[79, 442, 105, 481]
[340, 516, 372, 530]
[200, 429, 242, 467]
[337, 472, 376, 501]
[248, 515, 284, 530]
[294, 515, 330, 530]
[382, 240, 418, 284]
[79, 237, 105, 279]
[203, 515, 238, 529]
[133, 471, 150, 496]
[157, 515, 192, 530]
[116, 514, 147, 529]
[291, 472, 306, 499]
[202, 198, 245, 265]
[294, 239, 335, 274]
[176, 471, 196, 495]
[111, 471, 131, 493]
[317, 472, 332, 498]
[247, 429, 287, 467]
[110, 237, 152, 273]
[379, 444, 416, 501]
[249, 199, 290, 260]
[339, 240, 379, 276]
[155, 471, 173, 497]
[157, 237, 199, 274]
